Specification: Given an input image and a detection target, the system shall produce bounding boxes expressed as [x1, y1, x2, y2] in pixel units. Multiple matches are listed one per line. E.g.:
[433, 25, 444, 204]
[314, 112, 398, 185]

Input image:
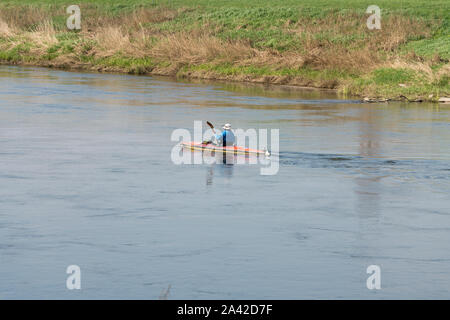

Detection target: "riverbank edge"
[1, 59, 446, 104]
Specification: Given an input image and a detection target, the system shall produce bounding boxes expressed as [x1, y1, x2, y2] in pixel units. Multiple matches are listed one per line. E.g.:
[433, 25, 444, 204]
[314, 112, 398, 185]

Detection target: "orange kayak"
[181, 142, 270, 156]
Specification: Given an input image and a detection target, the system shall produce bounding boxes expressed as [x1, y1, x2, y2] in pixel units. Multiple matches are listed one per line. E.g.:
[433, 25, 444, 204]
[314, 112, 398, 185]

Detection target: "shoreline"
[0, 60, 444, 104]
[0, 2, 448, 103]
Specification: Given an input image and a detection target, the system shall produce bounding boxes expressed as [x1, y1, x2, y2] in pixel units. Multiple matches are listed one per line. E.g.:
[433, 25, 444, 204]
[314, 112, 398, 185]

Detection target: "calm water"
[0, 65, 449, 299]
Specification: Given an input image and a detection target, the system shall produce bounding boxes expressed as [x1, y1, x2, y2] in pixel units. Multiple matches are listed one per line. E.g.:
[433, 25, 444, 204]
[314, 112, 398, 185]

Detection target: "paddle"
[206, 121, 216, 134]
[203, 121, 217, 145]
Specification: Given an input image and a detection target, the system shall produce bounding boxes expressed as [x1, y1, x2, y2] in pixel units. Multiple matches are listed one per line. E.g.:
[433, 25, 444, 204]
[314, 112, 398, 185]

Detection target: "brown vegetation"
[0, 4, 447, 100]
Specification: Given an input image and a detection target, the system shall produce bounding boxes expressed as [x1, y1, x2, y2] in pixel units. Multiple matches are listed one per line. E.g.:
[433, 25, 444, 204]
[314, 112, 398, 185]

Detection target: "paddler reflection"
[205, 151, 235, 185]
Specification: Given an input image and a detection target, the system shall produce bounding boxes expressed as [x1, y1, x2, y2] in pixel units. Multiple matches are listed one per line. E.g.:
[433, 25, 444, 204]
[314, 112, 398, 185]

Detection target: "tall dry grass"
[387, 59, 450, 83]
[287, 13, 434, 72]
[82, 6, 180, 30]
[150, 31, 255, 64]
[94, 26, 154, 58]
[27, 19, 58, 47]
[0, 6, 51, 30]
[0, 18, 14, 37]
[0, 5, 58, 54]
[148, 12, 435, 74]
[0, 5, 180, 32]
[0, 18, 58, 57]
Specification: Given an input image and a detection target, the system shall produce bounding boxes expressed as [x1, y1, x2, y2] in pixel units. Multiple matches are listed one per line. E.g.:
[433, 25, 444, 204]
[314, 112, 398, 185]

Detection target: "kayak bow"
[181, 142, 270, 157]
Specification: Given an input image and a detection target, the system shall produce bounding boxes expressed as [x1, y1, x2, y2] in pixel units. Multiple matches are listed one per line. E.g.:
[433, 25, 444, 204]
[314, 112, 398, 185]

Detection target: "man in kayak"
[203, 123, 236, 147]
[202, 122, 235, 147]
[215, 123, 236, 147]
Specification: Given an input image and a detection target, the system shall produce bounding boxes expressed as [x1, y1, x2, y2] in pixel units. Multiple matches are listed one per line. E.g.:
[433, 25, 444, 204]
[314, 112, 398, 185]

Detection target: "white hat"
[223, 123, 232, 130]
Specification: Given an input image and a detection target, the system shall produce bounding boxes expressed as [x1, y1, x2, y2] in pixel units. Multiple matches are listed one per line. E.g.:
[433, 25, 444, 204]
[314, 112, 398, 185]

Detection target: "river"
[0, 65, 449, 299]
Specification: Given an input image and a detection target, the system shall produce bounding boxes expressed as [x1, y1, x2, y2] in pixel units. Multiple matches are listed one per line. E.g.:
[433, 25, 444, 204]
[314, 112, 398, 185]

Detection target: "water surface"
[0, 66, 449, 299]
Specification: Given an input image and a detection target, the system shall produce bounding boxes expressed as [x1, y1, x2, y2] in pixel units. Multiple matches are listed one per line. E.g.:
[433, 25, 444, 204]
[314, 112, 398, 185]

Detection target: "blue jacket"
[215, 130, 235, 146]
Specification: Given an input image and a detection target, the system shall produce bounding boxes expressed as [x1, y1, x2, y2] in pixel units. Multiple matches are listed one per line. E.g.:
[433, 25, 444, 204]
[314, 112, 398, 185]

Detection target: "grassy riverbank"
[0, 0, 448, 101]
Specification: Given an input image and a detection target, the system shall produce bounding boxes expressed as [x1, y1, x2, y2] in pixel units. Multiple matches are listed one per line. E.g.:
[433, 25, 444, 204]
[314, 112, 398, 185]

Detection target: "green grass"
[403, 36, 450, 60]
[78, 53, 156, 74]
[185, 62, 353, 81]
[348, 66, 450, 99]
[0, 0, 448, 100]
[372, 68, 416, 85]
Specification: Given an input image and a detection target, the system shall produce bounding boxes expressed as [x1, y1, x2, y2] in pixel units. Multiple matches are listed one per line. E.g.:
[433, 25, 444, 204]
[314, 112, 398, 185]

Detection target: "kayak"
[181, 142, 270, 156]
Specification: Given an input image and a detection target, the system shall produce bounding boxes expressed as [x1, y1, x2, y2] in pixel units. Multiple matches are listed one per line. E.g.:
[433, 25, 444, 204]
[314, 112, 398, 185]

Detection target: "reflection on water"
[356, 106, 383, 219]
[206, 163, 235, 186]
[0, 65, 449, 299]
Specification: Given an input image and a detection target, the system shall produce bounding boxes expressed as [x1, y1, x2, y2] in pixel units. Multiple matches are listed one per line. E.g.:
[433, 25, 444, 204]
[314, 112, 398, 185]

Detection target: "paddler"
[214, 123, 235, 147]
[202, 122, 236, 146]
